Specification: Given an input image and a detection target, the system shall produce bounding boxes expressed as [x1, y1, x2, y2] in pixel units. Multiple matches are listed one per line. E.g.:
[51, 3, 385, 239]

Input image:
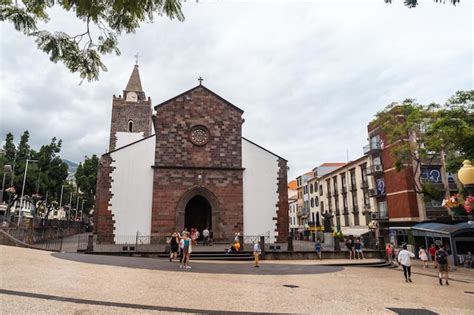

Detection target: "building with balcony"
[364, 113, 461, 246]
[288, 180, 298, 237]
[314, 156, 379, 240]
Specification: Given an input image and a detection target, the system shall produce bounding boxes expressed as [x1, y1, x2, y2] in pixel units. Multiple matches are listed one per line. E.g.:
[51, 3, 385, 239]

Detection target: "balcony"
[360, 180, 369, 189]
[349, 182, 357, 191]
[368, 188, 385, 198]
[363, 142, 382, 155]
[366, 164, 383, 176]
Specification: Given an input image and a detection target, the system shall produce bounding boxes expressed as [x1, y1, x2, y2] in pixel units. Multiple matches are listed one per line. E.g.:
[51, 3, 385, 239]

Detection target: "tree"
[75, 155, 99, 215]
[384, 0, 460, 8]
[374, 90, 473, 201]
[1, 0, 184, 81]
[0, 132, 69, 221]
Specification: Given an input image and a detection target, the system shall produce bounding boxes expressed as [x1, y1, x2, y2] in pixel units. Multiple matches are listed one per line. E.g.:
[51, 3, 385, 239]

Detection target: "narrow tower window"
[128, 120, 133, 132]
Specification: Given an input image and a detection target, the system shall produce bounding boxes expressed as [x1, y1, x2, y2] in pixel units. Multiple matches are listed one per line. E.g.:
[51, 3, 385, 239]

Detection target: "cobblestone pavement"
[1, 245, 473, 314]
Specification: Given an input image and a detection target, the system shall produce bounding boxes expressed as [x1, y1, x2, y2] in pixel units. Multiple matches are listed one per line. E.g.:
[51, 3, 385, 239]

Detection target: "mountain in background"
[63, 159, 78, 182]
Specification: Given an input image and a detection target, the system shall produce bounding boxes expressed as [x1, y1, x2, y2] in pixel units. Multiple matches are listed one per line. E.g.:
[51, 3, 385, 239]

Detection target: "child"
[315, 239, 322, 260]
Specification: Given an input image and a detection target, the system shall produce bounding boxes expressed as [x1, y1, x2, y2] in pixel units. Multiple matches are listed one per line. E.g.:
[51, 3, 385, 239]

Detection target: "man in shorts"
[435, 245, 450, 285]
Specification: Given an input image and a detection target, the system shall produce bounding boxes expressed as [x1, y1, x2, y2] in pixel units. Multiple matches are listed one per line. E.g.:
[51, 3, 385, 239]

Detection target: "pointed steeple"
[125, 65, 143, 92]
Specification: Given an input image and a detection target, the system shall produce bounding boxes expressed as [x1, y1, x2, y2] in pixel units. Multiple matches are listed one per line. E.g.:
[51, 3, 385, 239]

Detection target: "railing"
[363, 142, 382, 155]
[368, 188, 385, 198]
[349, 182, 357, 191]
[352, 206, 359, 213]
[360, 180, 369, 188]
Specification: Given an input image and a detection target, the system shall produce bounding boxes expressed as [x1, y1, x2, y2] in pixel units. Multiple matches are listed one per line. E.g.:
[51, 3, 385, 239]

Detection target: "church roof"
[154, 85, 244, 113]
[125, 65, 143, 92]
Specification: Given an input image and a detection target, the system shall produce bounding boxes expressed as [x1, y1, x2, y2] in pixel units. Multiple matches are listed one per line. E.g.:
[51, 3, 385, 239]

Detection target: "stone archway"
[175, 187, 221, 238]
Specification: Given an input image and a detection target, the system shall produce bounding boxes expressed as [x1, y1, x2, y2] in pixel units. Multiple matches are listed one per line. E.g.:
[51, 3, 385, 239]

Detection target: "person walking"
[345, 238, 355, 260]
[209, 229, 214, 246]
[355, 238, 365, 259]
[436, 245, 450, 285]
[315, 239, 322, 261]
[385, 243, 393, 262]
[398, 244, 415, 283]
[429, 244, 437, 269]
[180, 232, 192, 269]
[253, 241, 262, 267]
[202, 227, 210, 246]
[418, 246, 428, 268]
[169, 232, 179, 262]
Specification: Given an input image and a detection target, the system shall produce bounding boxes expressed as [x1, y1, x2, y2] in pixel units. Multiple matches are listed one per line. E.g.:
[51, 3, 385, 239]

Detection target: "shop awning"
[341, 227, 370, 237]
[412, 222, 474, 237]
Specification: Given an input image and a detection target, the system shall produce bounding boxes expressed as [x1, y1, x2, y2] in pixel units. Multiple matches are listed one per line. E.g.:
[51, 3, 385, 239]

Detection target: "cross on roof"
[134, 53, 139, 65]
[198, 77, 203, 85]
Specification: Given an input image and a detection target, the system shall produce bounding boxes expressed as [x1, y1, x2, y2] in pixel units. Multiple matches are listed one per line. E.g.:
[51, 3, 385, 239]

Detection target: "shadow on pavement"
[0, 288, 294, 314]
[386, 308, 438, 315]
[51, 252, 344, 275]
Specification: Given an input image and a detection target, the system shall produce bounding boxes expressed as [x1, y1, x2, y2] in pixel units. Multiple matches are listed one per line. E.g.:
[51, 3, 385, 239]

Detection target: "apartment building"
[311, 157, 378, 239]
[364, 119, 460, 245]
[288, 180, 298, 236]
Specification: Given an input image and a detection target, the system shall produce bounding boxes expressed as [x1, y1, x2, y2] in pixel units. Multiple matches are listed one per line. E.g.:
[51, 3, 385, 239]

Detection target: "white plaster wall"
[242, 139, 280, 243]
[109, 134, 155, 242]
[115, 131, 145, 149]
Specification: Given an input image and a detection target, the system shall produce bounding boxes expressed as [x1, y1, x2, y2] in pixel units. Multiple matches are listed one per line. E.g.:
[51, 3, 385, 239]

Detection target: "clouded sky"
[0, 0, 472, 179]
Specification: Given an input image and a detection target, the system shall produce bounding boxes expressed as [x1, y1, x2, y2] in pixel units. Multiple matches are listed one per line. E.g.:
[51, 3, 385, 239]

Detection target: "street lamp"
[80, 199, 85, 220]
[18, 159, 38, 225]
[458, 160, 474, 223]
[1, 165, 12, 204]
[59, 184, 68, 210]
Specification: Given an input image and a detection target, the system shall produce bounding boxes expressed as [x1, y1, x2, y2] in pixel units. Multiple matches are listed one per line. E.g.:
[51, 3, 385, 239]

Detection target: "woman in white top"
[418, 246, 428, 268]
[398, 244, 415, 283]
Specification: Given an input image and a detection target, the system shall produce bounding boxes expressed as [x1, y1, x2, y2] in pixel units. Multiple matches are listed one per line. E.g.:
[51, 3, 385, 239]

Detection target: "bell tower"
[109, 65, 152, 151]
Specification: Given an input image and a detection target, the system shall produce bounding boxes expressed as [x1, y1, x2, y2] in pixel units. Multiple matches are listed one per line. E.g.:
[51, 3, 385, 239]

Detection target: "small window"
[128, 120, 134, 132]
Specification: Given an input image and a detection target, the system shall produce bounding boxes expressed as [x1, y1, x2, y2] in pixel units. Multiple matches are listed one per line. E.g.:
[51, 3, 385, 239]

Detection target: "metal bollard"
[87, 234, 94, 252]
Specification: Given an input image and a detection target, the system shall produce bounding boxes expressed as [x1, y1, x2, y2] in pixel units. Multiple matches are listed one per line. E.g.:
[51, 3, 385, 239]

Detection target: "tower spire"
[125, 65, 143, 92]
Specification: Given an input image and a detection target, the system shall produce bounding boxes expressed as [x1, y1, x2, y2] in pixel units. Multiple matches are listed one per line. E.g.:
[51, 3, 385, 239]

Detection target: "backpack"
[436, 250, 448, 265]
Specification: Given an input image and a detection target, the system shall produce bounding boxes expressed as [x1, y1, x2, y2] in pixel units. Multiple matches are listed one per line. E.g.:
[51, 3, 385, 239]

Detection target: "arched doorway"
[184, 195, 212, 233]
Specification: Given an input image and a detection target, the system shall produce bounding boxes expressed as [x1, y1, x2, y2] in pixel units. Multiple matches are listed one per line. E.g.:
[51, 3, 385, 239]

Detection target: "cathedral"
[94, 65, 289, 243]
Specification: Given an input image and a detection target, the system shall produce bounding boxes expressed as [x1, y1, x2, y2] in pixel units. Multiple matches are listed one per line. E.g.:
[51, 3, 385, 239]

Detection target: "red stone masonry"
[151, 86, 244, 240]
[275, 158, 289, 243]
[109, 95, 152, 152]
[93, 154, 115, 243]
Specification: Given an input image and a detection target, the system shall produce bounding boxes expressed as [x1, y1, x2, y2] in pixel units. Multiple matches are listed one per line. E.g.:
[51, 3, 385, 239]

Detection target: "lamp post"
[59, 184, 67, 210]
[75, 196, 81, 221]
[80, 199, 85, 220]
[1, 165, 12, 204]
[18, 159, 38, 226]
[458, 160, 474, 223]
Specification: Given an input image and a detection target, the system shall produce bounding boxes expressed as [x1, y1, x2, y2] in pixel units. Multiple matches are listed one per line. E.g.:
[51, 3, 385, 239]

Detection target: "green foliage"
[384, 0, 460, 8]
[0, 131, 69, 207]
[1, 0, 184, 81]
[75, 155, 99, 214]
[374, 90, 473, 193]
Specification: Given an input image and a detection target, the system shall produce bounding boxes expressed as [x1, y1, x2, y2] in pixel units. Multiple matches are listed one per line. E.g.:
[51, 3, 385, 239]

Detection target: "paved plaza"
[1, 245, 473, 314]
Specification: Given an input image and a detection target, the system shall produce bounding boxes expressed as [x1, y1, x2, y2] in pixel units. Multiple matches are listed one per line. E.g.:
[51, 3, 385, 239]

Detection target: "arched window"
[128, 120, 133, 132]
[310, 184, 313, 194]
[311, 198, 314, 208]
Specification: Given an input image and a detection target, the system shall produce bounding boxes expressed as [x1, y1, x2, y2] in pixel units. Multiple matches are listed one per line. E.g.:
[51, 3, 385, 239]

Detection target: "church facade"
[94, 66, 289, 243]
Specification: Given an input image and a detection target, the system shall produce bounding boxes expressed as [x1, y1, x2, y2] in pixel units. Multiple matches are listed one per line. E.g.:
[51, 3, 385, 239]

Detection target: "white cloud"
[0, 1, 472, 178]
